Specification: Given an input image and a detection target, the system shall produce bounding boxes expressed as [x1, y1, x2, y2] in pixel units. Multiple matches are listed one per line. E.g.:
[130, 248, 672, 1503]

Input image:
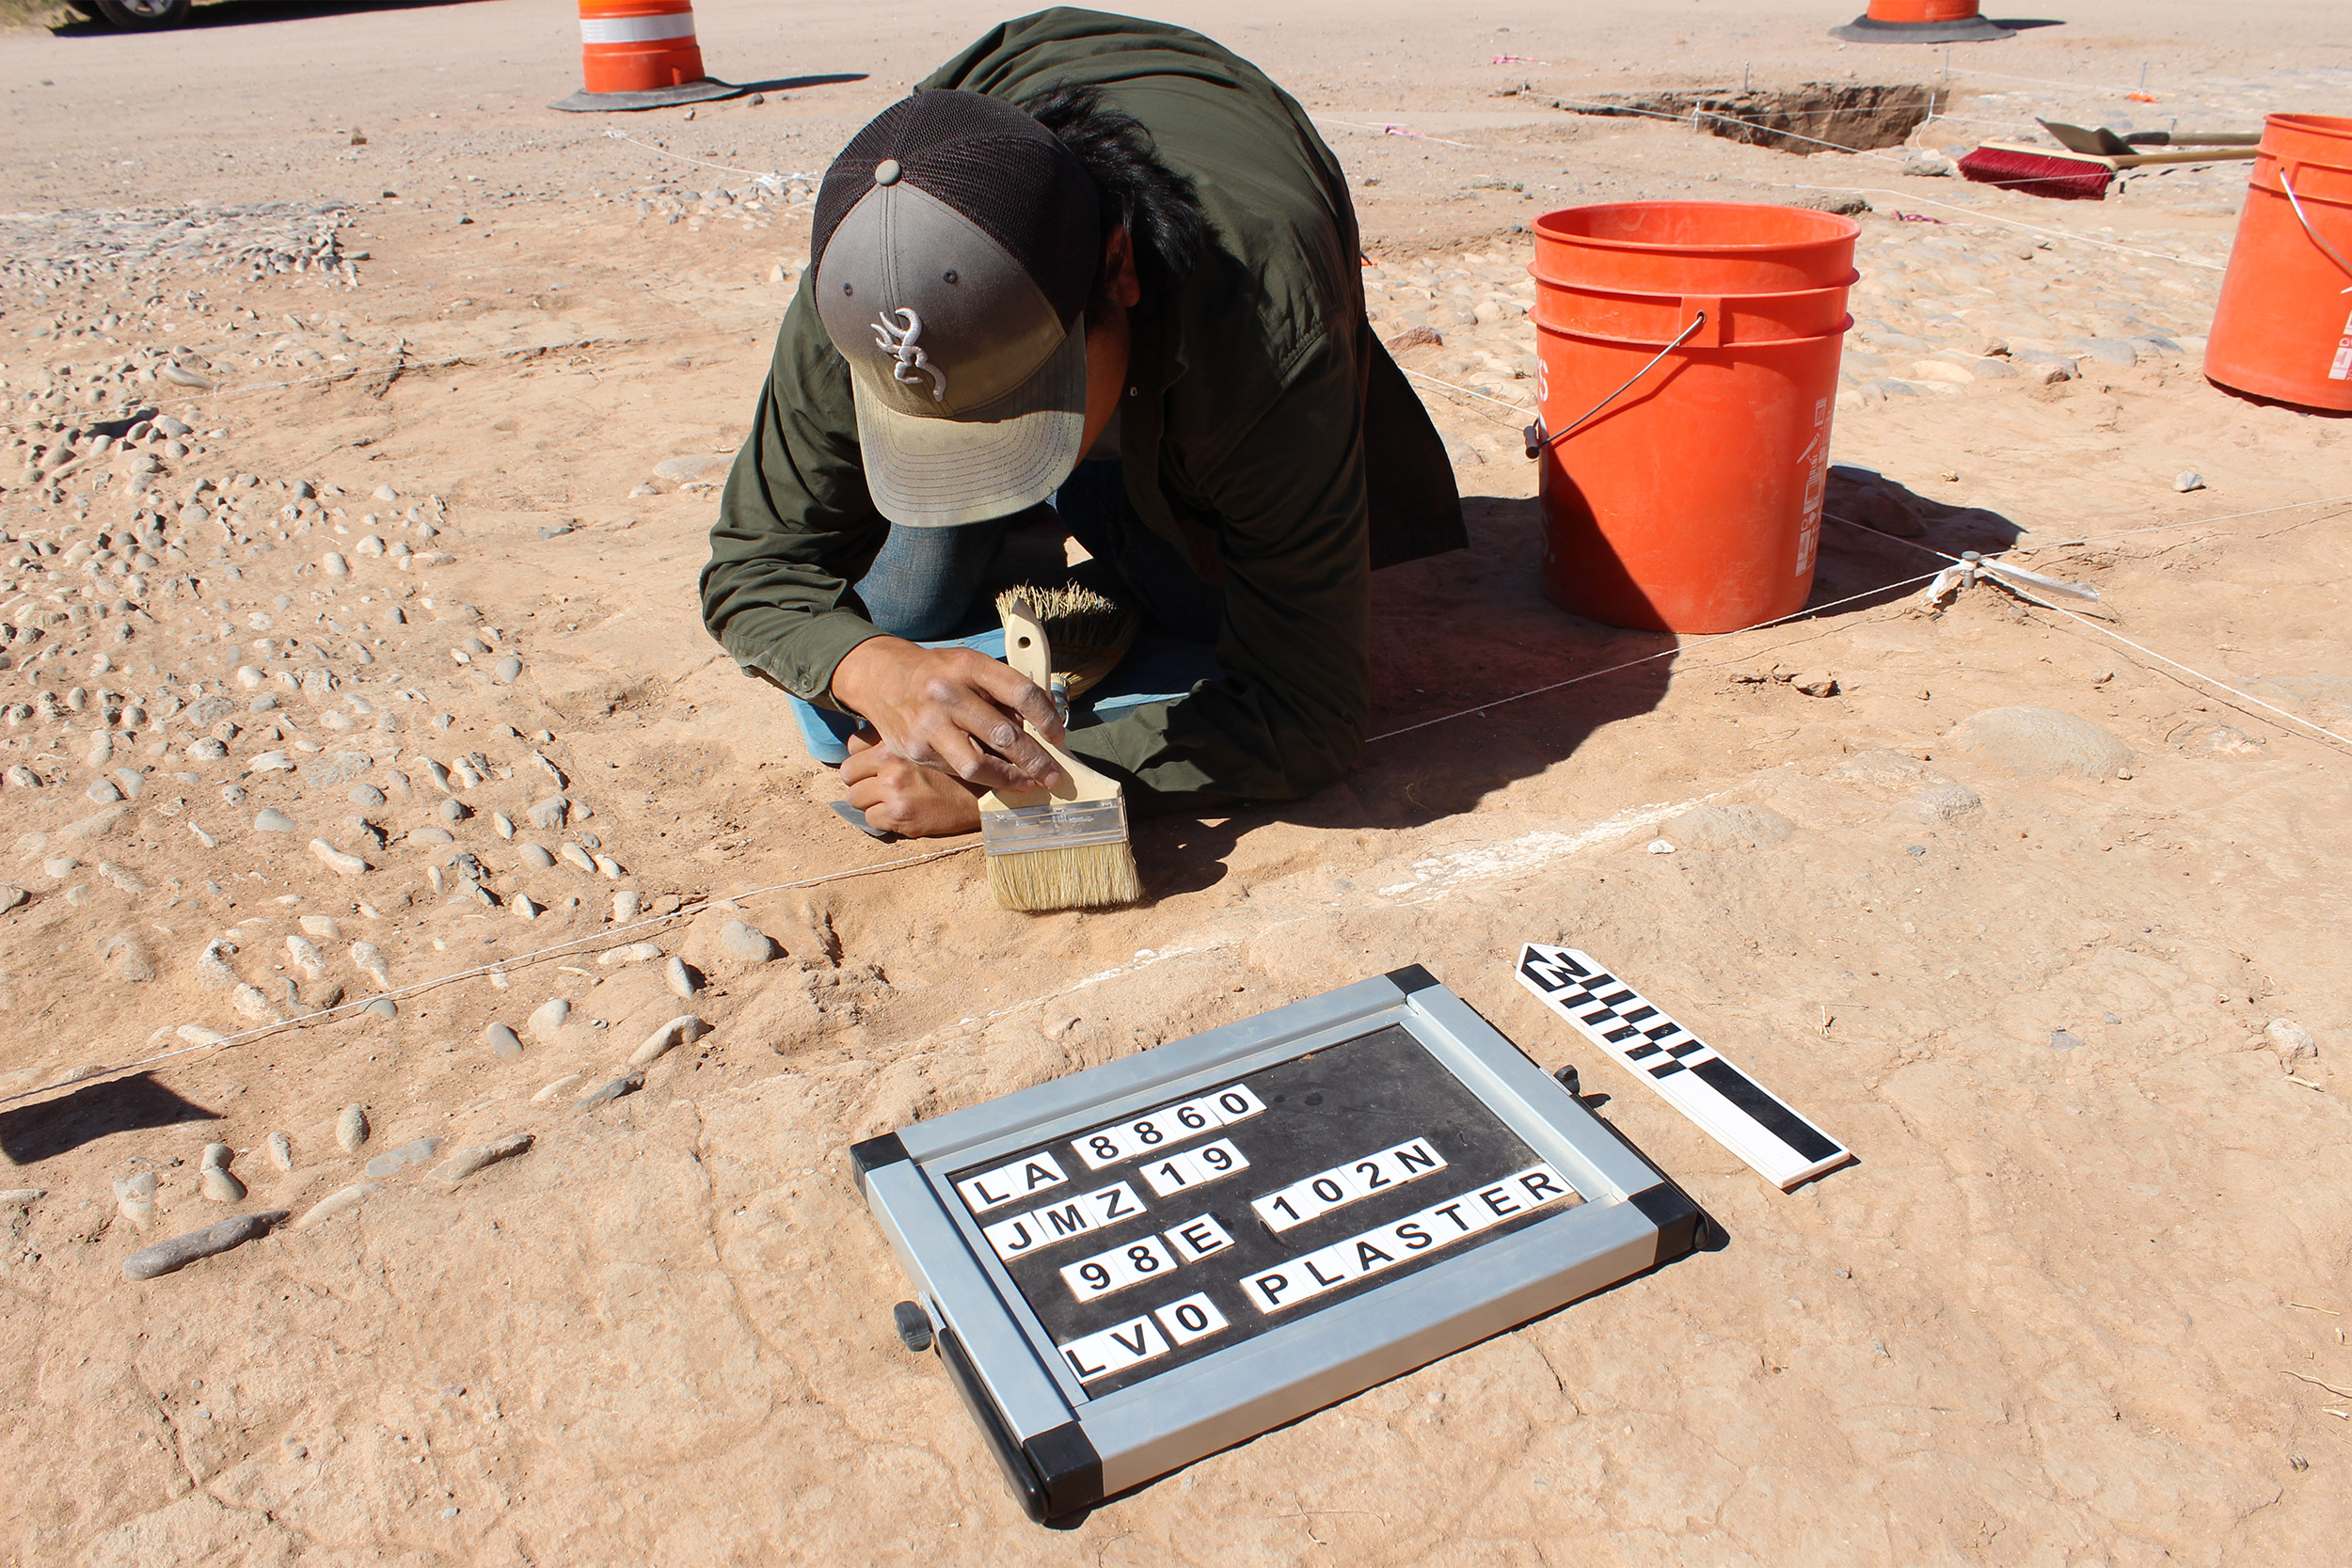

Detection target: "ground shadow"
[2207, 380, 2352, 420]
[1986, 19, 2068, 31]
[51, 0, 496, 36]
[0, 1072, 219, 1167]
[1817, 463, 2026, 607]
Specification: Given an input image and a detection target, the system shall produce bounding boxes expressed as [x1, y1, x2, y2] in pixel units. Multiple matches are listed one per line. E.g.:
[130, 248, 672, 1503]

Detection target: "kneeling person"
[699, 10, 1460, 836]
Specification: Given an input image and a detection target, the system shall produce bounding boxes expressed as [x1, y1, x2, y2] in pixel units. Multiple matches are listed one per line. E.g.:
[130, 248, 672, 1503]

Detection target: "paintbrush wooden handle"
[1003, 596, 1054, 690]
[981, 595, 1119, 810]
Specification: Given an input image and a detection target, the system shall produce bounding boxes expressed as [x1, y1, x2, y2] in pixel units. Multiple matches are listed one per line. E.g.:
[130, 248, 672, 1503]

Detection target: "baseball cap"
[811, 90, 1102, 529]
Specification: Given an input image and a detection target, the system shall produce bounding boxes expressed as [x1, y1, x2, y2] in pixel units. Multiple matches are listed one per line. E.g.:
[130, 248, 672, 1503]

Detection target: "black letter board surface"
[851, 966, 1701, 1523]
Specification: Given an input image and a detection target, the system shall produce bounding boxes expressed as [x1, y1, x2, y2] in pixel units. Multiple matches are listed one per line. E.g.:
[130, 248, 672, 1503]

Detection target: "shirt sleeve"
[697, 273, 893, 707]
[1060, 330, 1371, 804]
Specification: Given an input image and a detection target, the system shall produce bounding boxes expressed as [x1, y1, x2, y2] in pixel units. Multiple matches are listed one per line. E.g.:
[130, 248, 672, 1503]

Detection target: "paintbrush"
[977, 597, 1141, 912]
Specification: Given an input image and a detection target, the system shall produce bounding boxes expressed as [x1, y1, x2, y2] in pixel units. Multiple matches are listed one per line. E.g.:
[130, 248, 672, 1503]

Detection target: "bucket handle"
[1523, 310, 1707, 459]
[2279, 166, 2352, 294]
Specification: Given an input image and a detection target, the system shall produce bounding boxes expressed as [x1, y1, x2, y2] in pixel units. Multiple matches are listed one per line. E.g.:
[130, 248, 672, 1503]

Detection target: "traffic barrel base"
[550, 79, 741, 113]
[550, 0, 746, 113]
[1832, 0, 2014, 43]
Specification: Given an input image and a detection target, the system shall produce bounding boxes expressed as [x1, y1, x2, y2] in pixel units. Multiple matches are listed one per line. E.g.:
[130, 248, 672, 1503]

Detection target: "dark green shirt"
[700, 8, 1454, 804]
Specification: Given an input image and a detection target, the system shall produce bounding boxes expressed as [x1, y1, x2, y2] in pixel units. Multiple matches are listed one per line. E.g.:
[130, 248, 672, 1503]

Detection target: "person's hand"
[830, 636, 1066, 794]
[842, 730, 986, 837]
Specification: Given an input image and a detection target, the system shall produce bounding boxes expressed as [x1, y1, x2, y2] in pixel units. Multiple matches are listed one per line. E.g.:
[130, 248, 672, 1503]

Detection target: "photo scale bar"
[1516, 942, 1852, 1191]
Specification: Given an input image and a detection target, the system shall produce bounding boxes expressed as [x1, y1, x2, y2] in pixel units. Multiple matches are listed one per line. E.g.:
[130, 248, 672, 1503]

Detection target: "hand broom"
[1959, 140, 2257, 201]
[977, 596, 1141, 911]
[993, 582, 1143, 707]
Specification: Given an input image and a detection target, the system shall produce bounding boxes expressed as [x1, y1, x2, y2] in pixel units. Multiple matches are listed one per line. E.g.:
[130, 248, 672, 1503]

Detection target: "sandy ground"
[2, 1, 2350, 1562]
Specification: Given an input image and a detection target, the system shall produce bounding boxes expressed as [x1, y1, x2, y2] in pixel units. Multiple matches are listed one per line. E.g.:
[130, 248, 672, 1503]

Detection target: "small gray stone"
[87, 779, 121, 805]
[577, 1069, 645, 1111]
[432, 1132, 533, 1186]
[720, 919, 780, 962]
[438, 798, 469, 823]
[493, 657, 522, 685]
[267, 1131, 294, 1171]
[2266, 1019, 2317, 1064]
[518, 844, 555, 870]
[294, 1181, 378, 1229]
[613, 890, 642, 922]
[122, 1211, 288, 1281]
[558, 843, 593, 875]
[0, 886, 27, 914]
[347, 784, 386, 808]
[528, 997, 569, 1042]
[201, 1164, 246, 1203]
[2173, 469, 2206, 493]
[665, 955, 700, 998]
[630, 1014, 709, 1068]
[335, 1102, 370, 1151]
[2067, 337, 2138, 368]
[485, 1021, 525, 1059]
[2050, 1030, 2082, 1052]
[1948, 706, 2134, 780]
[363, 1137, 443, 1179]
[114, 768, 144, 800]
[1906, 783, 1983, 823]
[362, 997, 397, 1021]
[252, 808, 297, 832]
[528, 796, 568, 832]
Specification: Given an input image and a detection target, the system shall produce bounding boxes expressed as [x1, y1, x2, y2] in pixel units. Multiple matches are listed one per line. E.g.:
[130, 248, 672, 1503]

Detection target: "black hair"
[1026, 84, 1209, 309]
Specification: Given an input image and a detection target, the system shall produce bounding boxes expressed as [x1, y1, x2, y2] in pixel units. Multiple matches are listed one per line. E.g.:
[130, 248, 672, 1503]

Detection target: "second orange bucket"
[2205, 114, 2352, 411]
[1531, 202, 1859, 634]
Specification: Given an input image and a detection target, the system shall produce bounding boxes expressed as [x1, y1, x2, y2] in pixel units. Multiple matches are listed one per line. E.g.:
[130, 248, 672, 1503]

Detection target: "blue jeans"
[855, 460, 1223, 642]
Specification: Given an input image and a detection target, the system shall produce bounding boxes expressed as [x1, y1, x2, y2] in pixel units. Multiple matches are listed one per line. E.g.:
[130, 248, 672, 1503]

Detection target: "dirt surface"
[3, 2, 2350, 1562]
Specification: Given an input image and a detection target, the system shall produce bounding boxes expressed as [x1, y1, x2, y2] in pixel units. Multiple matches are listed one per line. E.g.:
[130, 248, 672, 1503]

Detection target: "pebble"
[1947, 706, 2134, 780]
[532, 1071, 587, 1104]
[492, 812, 516, 839]
[351, 942, 391, 988]
[267, 1131, 294, 1171]
[286, 935, 326, 978]
[113, 768, 144, 800]
[561, 843, 596, 875]
[301, 915, 342, 940]
[2174, 469, 2206, 493]
[311, 839, 371, 875]
[115, 1169, 157, 1228]
[576, 1069, 644, 1111]
[363, 1136, 443, 1179]
[200, 1143, 246, 1203]
[438, 798, 469, 823]
[518, 844, 556, 870]
[431, 1131, 533, 1186]
[630, 1013, 709, 1068]
[87, 779, 121, 804]
[253, 808, 297, 832]
[122, 1211, 288, 1281]
[1645, 839, 1676, 854]
[1906, 783, 1984, 823]
[323, 553, 348, 577]
[348, 784, 386, 808]
[493, 657, 522, 685]
[2265, 1019, 2317, 1063]
[594, 854, 623, 879]
[335, 1102, 370, 1151]
[528, 997, 569, 1042]
[665, 955, 699, 998]
[0, 1187, 44, 1209]
[486, 1021, 525, 1060]
[529, 796, 568, 831]
[614, 891, 642, 922]
[598, 942, 661, 965]
[178, 1023, 230, 1046]
[294, 1182, 379, 1230]
[0, 886, 27, 914]
[720, 919, 780, 962]
[231, 983, 279, 1023]
[513, 894, 542, 921]
[2050, 1029, 2083, 1052]
[363, 997, 398, 1021]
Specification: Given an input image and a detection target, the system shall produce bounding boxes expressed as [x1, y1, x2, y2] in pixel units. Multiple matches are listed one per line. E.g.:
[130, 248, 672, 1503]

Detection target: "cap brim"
[848, 320, 1088, 529]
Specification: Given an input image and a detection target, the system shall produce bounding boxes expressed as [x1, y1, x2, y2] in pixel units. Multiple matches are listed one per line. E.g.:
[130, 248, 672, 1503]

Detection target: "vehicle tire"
[92, 0, 191, 26]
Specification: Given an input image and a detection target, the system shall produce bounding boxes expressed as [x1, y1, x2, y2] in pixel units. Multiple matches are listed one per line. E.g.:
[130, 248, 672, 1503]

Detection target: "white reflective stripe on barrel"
[580, 12, 695, 44]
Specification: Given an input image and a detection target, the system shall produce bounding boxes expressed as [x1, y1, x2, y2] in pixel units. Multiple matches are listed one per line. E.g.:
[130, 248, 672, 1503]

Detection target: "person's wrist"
[829, 634, 915, 713]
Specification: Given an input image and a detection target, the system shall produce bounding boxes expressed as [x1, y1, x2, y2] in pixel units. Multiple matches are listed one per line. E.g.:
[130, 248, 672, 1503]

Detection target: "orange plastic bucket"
[2206, 114, 2352, 411]
[1532, 202, 1858, 634]
[577, 0, 707, 95]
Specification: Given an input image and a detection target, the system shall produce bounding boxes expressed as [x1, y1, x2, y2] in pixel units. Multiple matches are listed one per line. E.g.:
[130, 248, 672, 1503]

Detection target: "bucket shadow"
[1814, 465, 2025, 608]
[0, 1073, 220, 1167]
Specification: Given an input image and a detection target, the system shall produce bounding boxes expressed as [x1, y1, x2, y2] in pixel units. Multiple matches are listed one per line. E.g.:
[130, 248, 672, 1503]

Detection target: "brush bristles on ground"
[987, 841, 1143, 911]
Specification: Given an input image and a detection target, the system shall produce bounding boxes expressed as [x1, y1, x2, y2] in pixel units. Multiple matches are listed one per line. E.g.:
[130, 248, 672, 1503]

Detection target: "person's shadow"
[1136, 475, 2025, 899]
[0, 1074, 219, 1167]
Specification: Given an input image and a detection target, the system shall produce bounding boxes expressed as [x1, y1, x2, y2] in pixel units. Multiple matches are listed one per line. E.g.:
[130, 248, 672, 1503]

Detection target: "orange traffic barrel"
[1528, 202, 1859, 634]
[1832, 0, 2014, 43]
[2205, 114, 2352, 411]
[549, 0, 740, 113]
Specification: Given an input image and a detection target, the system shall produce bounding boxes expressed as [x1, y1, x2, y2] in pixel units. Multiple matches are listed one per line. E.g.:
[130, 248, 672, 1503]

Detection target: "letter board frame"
[850, 965, 1701, 1523]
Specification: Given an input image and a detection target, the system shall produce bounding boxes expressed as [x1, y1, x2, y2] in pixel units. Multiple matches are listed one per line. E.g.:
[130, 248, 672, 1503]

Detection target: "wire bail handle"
[1524, 310, 1709, 460]
[2278, 166, 2352, 294]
